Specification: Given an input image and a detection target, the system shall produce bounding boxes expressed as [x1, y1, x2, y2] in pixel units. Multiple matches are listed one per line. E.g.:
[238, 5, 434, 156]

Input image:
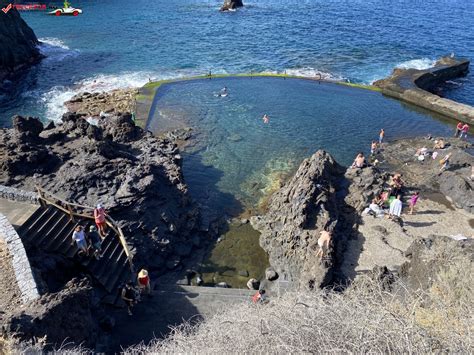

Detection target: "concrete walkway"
[110, 285, 254, 351]
[0, 198, 38, 229]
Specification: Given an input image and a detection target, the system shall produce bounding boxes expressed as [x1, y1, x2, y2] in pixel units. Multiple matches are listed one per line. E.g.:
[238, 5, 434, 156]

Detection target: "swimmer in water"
[262, 114, 269, 124]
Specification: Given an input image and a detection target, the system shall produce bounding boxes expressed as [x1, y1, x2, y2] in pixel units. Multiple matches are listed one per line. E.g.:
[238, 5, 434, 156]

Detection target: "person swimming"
[262, 114, 269, 124]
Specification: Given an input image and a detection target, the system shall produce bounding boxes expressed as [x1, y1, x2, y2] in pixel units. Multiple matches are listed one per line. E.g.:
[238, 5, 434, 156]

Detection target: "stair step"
[34, 213, 70, 248]
[51, 222, 81, 255]
[25, 208, 63, 245]
[41, 217, 75, 251]
[104, 257, 130, 293]
[18, 206, 55, 242]
[82, 234, 113, 268]
[93, 241, 123, 281]
[16, 206, 48, 236]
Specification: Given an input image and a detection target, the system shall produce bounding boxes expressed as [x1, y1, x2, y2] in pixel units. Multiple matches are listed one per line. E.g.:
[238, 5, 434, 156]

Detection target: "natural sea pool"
[148, 77, 455, 287]
[149, 77, 454, 218]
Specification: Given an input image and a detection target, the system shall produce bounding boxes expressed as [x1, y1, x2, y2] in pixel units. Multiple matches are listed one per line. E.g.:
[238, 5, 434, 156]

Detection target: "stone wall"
[0, 184, 39, 205]
[0, 213, 40, 303]
[374, 57, 474, 125]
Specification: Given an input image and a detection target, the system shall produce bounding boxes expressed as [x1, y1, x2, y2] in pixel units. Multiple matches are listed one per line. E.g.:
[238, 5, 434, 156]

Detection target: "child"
[409, 191, 419, 215]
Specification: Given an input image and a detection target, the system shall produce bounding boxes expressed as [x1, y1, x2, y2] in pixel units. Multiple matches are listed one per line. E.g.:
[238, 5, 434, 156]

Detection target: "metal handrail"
[36, 186, 134, 270]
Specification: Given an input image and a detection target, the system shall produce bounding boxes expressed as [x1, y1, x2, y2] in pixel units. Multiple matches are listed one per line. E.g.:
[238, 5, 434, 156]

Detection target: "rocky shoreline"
[0, 5, 42, 84]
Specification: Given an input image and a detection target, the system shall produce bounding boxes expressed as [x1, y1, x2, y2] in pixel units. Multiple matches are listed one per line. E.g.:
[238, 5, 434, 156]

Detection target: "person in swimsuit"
[370, 141, 377, 155]
[409, 191, 419, 215]
[351, 152, 365, 168]
[379, 128, 385, 145]
[455, 122, 463, 137]
[460, 123, 469, 139]
[316, 230, 332, 261]
[262, 114, 269, 124]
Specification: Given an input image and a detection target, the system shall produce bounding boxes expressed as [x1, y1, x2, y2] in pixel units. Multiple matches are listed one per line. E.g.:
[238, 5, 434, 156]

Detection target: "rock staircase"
[17, 190, 134, 304]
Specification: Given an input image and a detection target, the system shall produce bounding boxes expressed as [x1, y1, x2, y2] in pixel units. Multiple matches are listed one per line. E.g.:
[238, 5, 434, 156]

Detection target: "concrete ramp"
[0, 198, 39, 229]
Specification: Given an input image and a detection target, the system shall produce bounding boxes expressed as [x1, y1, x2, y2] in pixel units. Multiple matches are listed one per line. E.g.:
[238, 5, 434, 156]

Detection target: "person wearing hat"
[137, 269, 152, 296]
[87, 225, 102, 259]
[94, 203, 107, 238]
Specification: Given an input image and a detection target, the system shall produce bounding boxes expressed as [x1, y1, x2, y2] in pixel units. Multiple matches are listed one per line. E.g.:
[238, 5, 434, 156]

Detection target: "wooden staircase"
[17, 188, 134, 304]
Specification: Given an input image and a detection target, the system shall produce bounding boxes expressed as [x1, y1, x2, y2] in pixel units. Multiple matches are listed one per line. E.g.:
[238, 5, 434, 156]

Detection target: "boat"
[48, 0, 82, 16]
[48, 6, 82, 16]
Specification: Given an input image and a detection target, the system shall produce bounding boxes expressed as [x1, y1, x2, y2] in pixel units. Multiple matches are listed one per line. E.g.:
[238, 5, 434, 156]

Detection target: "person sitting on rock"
[121, 281, 138, 316]
[137, 269, 152, 296]
[87, 226, 102, 260]
[71, 225, 88, 256]
[370, 141, 378, 155]
[316, 230, 332, 261]
[252, 289, 267, 304]
[439, 153, 452, 173]
[389, 173, 404, 195]
[94, 203, 107, 237]
[351, 152, 365, 168]
[364, 198, 385, 218]
[433, 138, 445, 150]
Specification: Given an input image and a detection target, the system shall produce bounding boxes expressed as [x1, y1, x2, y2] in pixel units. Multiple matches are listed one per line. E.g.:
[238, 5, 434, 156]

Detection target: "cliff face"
[0, 2, 41, 81]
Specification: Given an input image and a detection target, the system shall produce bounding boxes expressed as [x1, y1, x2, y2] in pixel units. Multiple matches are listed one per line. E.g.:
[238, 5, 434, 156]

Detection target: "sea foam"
[396, 58, 436, 70]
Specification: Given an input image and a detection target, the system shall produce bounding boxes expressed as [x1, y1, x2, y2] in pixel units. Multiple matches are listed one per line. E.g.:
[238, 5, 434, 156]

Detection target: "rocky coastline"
[0, 79, 472, 351]
[252, 136, 473, 291]
[0, 4, 42, 83]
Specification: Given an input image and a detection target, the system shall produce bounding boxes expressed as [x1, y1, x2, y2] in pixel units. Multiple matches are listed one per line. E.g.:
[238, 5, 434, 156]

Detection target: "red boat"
[13, 3, 47, 10]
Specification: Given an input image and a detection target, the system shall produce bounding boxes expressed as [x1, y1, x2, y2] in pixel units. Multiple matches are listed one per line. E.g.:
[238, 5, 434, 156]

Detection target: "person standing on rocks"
[94, 203, 107, 237]
[379, 128, 385, 146]
[87, 226, 102, 259]
[121, 281, 138, 316]
[388, 195, 403, 219]
[316, 230, 332, 261]
[455, 122, 463, 137]
[460, 123, 469, 140]
[408, 191, 420, 215]
[137, 269, 152, 296]
[71, 225, 88, 256]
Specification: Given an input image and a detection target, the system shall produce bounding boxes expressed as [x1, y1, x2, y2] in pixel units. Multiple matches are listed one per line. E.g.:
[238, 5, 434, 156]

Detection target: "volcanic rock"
[0, 3, 42, 82]
[4, 278, 98, 349]
[220, 0, 243, 11]
[0, 113, 206, 274]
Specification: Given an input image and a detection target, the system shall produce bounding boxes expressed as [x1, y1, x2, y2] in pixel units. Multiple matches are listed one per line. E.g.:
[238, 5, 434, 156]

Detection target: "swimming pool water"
[148, 77, 453, 218]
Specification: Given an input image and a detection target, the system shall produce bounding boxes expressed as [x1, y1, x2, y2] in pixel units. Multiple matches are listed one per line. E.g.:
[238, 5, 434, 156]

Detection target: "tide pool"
[148, 77, 453, 218]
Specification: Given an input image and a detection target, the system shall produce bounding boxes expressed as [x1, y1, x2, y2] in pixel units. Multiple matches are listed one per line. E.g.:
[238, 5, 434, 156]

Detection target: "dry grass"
[126, 273, 473, 354]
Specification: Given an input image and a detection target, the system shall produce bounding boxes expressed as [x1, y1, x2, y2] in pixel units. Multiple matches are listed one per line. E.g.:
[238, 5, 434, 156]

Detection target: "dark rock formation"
[0, 2, 42, 82]
[220, 0, 243, 11]
[251, 150, 387, 289]
[0, 113, 207, 274]
[373, 56, 474, 124]
[4, 278, 99, 349]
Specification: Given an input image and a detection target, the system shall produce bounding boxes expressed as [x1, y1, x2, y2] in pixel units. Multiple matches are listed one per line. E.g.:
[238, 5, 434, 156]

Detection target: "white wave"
[38, 37, 78, 62]
[283, 67, 344, 81]
[39, 37, 70, 50]
[41, 86, 77, 123]
[396, 58, 436, 70]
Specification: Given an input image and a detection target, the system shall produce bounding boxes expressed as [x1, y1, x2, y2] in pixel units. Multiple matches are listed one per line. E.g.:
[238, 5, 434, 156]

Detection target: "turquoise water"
[149, 77, 453, 217]
[1, 0, 474, 125]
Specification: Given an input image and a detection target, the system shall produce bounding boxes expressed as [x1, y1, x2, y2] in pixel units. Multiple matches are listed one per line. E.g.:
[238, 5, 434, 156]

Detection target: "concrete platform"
[110, 285, 255, 351]
[0, 198, 39, 229]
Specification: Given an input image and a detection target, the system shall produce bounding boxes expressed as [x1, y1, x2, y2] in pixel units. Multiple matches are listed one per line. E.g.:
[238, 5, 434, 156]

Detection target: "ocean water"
[149, 77, 454, 217]
[1, 0, 474, 126]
